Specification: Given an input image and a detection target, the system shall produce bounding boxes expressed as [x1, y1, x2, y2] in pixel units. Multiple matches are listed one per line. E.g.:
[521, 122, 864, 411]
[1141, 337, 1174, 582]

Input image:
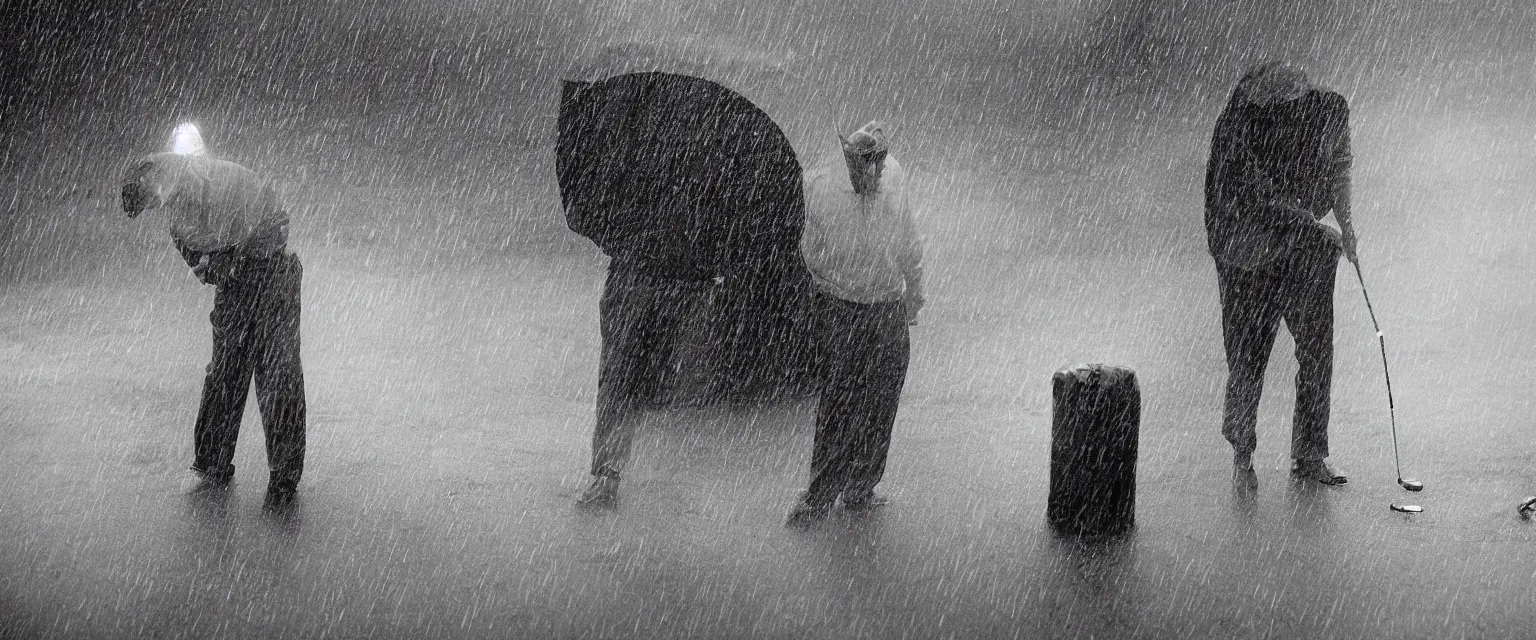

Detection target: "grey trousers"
[589, 268, 699, 478]
[192, 251, 306, 491]
[804, 292, 910, 506]
[1217, 232, 1339, 461]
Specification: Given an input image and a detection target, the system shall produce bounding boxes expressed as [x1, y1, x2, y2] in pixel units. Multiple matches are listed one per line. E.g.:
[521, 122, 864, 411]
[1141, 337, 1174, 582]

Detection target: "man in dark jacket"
[561, 76, 733, 505]
[1205, 62, 1358, 489]
[121, 123, 306, 509]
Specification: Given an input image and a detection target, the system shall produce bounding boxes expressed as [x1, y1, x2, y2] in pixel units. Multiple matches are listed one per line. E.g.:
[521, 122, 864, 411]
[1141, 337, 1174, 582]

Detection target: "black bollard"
[1047, 364, 1140, 538]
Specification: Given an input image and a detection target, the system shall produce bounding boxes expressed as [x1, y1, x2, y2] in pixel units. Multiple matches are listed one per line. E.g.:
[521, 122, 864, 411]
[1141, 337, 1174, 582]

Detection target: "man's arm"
[1329, 98, 1357, 264]
[172, 237, 203, 269]
[897, 188, 924, 324]
[798, 174, 826, 270]
[174, 237, 231, 286]
[1204, 111, 1250, 254]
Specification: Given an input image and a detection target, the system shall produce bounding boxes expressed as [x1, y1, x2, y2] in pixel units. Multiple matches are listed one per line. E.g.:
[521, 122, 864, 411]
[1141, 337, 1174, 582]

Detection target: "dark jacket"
[1205, 89, 1350, 270]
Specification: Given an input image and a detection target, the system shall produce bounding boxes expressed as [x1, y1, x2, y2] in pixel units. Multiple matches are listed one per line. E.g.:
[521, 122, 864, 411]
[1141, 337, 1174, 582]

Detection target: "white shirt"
[799, 157, 923, 305]
[127, 153, 289, 254]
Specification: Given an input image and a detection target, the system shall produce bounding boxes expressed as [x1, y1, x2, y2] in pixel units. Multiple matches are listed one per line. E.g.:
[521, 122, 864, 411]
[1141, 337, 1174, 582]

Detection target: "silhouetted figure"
[1205, 62, 1358, 488]
[560, 78, 738, 505]
[786, 121, 924, 526]
[121, 123, 306, 509]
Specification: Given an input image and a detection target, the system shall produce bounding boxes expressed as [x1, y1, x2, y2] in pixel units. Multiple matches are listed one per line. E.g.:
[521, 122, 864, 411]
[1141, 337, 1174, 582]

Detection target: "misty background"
[3, 1, 1536, 637]
[6, 0, 1532, 277]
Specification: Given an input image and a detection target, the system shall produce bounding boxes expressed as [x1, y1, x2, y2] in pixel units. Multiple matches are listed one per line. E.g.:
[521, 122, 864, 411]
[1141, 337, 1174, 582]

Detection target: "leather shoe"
[785, 494, 832, 527]
[842, 491, 890, 511]
[1292, 459, 1347, 485]
[576, 475, 619, 505]
[263, 485, 297, 510]
[181, 469, 232, 495]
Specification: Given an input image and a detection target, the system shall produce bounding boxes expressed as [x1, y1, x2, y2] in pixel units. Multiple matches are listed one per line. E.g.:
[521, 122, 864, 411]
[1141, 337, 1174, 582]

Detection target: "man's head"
[121, 153, 191, 217]
[841, 120, 889, 195]
[1237, 60, 1310, 106]
[122, 123, 204, 216]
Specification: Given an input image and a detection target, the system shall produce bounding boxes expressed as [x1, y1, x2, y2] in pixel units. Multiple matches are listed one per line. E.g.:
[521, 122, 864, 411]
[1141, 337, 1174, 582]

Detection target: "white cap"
[843, 120, 890, 155]
[169, 123, 206, 155]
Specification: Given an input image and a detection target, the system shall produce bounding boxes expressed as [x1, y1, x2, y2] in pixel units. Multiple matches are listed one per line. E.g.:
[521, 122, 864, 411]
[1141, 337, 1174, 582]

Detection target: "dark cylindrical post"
[1047, 364, 1140, 537]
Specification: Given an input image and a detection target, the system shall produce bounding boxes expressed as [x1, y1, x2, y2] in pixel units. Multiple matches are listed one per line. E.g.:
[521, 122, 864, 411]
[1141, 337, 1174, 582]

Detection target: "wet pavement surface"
[3, 219, 1535, 638]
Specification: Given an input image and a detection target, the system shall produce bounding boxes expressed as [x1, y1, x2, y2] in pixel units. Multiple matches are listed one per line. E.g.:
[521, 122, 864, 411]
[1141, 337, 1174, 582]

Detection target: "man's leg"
[252, 254, 307, 505]
[190, 282, 256, 488]
[791, 295, 858, 524]
[842, 303, 910, 509]
[1285, 240, 1341, 479]
[1218, 265, 1283, 463]
[807, 377, 859, 507]
[581, 269, 660, 502]
[639, 278, 694, 407]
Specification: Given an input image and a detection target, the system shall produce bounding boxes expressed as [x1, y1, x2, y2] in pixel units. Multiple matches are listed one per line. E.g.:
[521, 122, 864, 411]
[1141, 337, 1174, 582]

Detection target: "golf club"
[1352, 261, 1423, 493]
[1390, 504, 1423, 513]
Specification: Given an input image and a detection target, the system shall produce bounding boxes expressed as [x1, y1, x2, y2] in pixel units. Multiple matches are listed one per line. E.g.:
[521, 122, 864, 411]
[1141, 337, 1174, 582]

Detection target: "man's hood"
[1237, 61, 1311, 106]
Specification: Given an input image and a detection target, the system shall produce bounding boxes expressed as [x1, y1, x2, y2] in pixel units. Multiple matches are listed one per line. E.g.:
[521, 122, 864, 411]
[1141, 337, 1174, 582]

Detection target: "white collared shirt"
[799, 157, 923, 304]
[129, 153, 288, 254]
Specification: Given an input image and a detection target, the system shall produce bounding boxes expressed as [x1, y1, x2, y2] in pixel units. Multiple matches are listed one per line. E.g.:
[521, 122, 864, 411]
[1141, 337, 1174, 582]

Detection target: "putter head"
[1519, 496, 1536, 519]
[1399, 478, 1424, 492]
[1390, 503, 1422, 513]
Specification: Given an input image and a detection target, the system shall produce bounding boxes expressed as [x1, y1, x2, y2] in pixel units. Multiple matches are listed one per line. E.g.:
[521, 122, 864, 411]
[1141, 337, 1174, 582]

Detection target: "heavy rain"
[2, 0, 1534, 638]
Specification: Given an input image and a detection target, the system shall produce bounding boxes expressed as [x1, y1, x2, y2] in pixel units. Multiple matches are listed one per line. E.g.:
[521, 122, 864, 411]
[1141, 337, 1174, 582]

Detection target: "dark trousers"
[192, 251, 306, 491]
[589, 268, 699, 477]
[805, 292, 910, 505]
[1217, 232, 1338, 461]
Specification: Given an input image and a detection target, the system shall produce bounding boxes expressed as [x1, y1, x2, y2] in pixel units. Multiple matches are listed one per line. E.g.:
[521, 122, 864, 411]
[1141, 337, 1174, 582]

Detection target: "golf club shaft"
[1353, 262, 1405, 480]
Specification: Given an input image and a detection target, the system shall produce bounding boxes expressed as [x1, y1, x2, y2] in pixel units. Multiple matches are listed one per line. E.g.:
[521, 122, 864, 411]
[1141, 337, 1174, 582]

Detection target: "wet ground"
[6, 0, 1536, 635]
[3, 191, 1535, 638]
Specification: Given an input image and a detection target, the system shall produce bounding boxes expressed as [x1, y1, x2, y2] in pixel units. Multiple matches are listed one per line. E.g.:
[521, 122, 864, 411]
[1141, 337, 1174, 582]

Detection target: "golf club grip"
[1353, 261, 1382, 335]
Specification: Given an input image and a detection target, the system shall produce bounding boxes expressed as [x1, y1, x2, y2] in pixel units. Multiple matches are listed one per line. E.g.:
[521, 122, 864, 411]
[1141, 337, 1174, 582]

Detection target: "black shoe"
[785, 494, 832, 527]
[263, 485, 297, 511]
[1232, 451, 1258, 493]
[841, 491, 890, 512]
[1233, 465, 1259, 494]
[576, 475, 619, 505]
[1292, 459, 1347, 485]
[181, 469, 232, 495]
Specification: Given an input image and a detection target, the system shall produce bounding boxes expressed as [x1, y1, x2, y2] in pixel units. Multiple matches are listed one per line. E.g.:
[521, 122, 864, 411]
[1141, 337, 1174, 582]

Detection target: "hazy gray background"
[5, 0, 1532, 276]
[3, 1, 1535, 638]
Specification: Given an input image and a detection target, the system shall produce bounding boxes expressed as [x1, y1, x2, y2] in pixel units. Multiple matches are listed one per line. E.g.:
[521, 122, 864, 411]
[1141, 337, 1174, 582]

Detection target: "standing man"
[786, 121, 924, 526]
[1205, 62, 1358, 488]
[571, 247, 705, 505]
[121, 123, 307, 509]
[564, 111, 724, 506]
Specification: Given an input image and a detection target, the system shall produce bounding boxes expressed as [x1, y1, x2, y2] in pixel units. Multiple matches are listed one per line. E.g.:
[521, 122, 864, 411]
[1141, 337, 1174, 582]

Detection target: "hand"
[121, 184, 146, 216]
[192, 254, 234, 288]
[1311, 220, 1342, 246]
[192, 255, 213, 285]
[1293, 209, 1318, 227]
[905, 297, 923, 326]
[1340, 228, 1359, 265]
